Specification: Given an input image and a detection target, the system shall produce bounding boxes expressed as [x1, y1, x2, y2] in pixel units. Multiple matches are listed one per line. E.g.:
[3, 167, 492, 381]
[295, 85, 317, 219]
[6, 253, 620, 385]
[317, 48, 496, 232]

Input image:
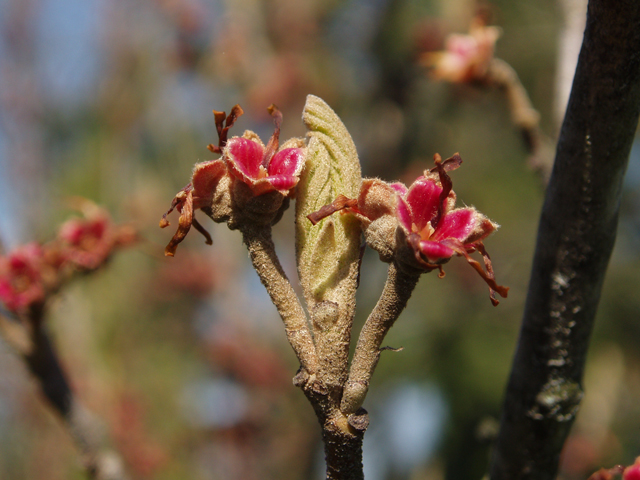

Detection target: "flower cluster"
[421, 17, 500, 83]
[0, 203, 136, 316]
[309, 153, 508, 305]
[160, 104, 306, 256]
[58, 201, 137, 271]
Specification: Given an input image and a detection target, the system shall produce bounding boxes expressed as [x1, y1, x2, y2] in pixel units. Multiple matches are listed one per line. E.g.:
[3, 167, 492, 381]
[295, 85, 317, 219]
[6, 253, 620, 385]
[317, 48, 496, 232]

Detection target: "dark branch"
[490, 1, 640, 479]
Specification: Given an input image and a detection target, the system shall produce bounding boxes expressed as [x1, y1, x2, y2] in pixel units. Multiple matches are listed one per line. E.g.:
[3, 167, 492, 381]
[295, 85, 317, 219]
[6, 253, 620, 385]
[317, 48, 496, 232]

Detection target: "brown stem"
[341, 262, 420, 414]
[241, 225, 318, 375]
[242, 224, 366, 478]
[489, 0, 640, 478]
[0, 314, 128, 480]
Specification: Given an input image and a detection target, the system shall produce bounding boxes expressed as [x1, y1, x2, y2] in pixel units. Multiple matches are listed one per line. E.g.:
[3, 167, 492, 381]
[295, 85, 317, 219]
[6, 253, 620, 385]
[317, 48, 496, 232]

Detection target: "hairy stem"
[241, 225, 318, 374]
[1, 313, 128, 480]
[489, 1, 640, 478]
[341, 262, 420, 414]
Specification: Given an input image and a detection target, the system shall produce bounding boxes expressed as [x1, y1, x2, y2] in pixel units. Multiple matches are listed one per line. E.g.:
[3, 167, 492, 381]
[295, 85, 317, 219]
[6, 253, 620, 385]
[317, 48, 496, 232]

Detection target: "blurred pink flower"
[0, 243, 48, 313]
[422, 18, 500, 83]
[58, 202, 137, 271]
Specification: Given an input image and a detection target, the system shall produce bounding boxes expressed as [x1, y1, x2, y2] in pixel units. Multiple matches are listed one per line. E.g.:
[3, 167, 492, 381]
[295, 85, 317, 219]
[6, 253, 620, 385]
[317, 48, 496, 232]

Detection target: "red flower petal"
[268, 148, 303, 177]
[431, 208, 476, 242]
[226, 137, 265, 180]
[397, 197, 413, 231]
[266, 174, 299, 194]
[390, 182, 408, 196]
[419, 240, 455, 262]
[405, 178, 443, 231]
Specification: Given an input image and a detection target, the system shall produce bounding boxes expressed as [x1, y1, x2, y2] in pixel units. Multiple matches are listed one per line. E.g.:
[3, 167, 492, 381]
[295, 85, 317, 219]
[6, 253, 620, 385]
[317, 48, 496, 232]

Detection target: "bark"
[489, 1, 640, 479]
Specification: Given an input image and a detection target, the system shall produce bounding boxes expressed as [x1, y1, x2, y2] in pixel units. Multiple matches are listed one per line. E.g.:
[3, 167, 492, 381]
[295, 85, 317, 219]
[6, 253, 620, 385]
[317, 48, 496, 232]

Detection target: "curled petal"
[268, 148, 304, 177]
[419, 239, 456, 262]
[404, 179, 442, 232]
[465, 214, 498, 244]
[164, 191, 194, 257]
[440, 238, 509, 305]
[265, 175, 299, 195]
[226, 137, 266, 180]
[191, 159, 228, 209]
[431, 208, 476, 242]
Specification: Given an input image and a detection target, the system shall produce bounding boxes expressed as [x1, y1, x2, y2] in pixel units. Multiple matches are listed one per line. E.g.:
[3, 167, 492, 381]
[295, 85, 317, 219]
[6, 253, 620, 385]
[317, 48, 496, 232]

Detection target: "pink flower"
[0, 243, 47, 313]
[58, 202, 137, 270]
[422, 18, 500, 83]
[308, 153, 508, 305]
[160, 104, 305, 256]
[160, 105, 244, 256]
[396, 155, 508, 304]
[224, 105, 304, 197]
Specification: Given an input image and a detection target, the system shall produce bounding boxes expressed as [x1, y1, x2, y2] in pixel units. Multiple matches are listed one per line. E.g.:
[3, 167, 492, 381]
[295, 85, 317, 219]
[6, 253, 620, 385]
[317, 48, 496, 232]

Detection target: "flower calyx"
[308, 153, 508, 305]
[161, 104, 306, 256]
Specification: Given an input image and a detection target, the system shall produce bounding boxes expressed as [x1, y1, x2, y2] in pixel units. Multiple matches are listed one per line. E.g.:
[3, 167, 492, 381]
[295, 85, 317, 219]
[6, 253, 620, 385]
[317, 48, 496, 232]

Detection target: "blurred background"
[0, 0, 639, 479]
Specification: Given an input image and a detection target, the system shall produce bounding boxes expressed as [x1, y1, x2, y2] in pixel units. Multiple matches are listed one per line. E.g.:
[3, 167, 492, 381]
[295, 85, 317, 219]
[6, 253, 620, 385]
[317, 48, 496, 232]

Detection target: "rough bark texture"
[489, 1, 640, 479]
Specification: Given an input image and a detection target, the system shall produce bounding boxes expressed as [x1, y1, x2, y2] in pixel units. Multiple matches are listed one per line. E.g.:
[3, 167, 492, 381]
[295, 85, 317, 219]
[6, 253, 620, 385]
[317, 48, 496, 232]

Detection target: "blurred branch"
[0, 312, 129, 480]
[486, 58, 555, 182]
[489, 1, 640, 479]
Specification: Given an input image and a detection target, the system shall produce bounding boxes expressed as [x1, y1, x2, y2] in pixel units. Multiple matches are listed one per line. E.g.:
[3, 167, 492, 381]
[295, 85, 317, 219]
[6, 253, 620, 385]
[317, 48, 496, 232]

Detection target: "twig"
[486, 58, 555, 182]
[242, 224, 367, 479]
[341, 262, 420, 414]
[241, 225, 318, 375]
[0, 313, 129, 480]
[489, 1, 640, 478]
